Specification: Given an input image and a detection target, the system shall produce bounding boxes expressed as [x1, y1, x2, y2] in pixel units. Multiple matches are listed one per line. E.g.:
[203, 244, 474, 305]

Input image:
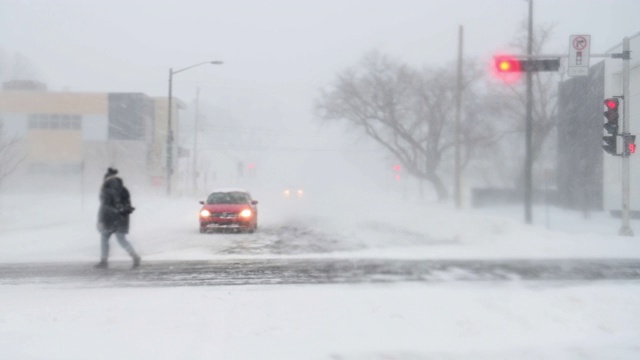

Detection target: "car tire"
[199, 227, 206, 234]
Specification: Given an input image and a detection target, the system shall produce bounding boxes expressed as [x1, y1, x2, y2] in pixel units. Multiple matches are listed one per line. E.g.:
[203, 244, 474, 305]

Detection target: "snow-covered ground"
[1, 189, 640, 359]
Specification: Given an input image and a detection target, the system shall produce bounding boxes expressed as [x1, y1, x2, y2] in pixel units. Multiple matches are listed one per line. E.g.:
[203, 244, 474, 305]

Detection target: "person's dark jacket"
[97, 176, 134, 234]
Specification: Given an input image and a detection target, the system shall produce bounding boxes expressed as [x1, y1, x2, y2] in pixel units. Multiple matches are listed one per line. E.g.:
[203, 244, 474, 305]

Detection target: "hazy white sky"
[2, 0, 638, 94]
[1, 0, 638, 171]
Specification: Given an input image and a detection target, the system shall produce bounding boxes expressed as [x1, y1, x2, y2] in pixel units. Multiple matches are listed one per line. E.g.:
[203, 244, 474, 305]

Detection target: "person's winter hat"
[104, 167, 118, 179]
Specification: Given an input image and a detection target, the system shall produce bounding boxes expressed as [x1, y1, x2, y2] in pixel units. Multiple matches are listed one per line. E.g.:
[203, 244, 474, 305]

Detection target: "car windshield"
[206, 192, 250, 205]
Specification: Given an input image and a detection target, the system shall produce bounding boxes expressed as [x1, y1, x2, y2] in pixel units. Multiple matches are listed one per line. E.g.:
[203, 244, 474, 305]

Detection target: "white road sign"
[568, 35, 591, 77]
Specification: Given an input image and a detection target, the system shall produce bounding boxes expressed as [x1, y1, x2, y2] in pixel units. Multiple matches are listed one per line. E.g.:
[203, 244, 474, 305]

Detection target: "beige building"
[0, 80, 184, 194]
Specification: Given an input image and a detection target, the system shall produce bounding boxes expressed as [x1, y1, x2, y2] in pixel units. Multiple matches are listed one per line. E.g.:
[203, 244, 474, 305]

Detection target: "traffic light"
[624, 134, 636, 156]
[494, 57, 560, 73]
[603, 98, 619, 134]
[393, 164, 401, 181]
[496, 58, 521, 72]
[603, 98, 620, 155]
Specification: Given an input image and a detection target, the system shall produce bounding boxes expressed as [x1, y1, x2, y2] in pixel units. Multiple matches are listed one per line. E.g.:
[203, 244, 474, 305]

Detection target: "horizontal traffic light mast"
[497, 53, 629, 59]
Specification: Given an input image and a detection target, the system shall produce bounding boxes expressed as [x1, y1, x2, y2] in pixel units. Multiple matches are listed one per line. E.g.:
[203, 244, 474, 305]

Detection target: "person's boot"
[94, 259, 108, 269]
[132, 254, 141, 269]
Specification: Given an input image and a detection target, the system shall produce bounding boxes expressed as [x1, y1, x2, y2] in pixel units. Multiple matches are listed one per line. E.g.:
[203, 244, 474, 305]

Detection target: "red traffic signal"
[495, 57, 521, 73]
[604, 98, 619, 110]
[492, 55, 523, 84]
[603, 98, 620, 137]
[496, 59, 522, 72]
[393, 164, 401, 181]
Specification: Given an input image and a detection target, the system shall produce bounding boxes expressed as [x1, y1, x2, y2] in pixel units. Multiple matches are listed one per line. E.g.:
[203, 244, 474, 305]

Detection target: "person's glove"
[119, 205, 135, 215]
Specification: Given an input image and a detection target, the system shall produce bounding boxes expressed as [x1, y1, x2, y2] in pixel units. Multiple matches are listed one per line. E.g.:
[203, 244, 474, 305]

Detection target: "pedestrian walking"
[95, 167, 141, 269]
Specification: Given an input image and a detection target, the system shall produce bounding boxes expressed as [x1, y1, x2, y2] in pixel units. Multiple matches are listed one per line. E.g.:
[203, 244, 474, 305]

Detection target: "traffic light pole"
[619, 37, 633, 236]
[454, 25, 463, 210]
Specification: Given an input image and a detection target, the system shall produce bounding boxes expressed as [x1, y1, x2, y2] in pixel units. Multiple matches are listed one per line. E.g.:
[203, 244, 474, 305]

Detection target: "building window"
[60, 115, 71, 129]
[28, 114, 38, 128]
[28, 114, 83, 130]
[38, 116, 49, 129]
[50, 114, 60, 129]
[72, 115, 81, 130]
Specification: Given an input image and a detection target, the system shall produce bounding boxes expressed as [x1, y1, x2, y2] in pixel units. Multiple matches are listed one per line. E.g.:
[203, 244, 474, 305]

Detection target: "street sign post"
[568, 35, 591, 77]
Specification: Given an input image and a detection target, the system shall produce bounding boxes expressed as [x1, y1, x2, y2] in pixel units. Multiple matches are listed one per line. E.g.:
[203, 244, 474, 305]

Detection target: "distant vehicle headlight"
[200, 209, 211, 218]
[296, 189, 304, 197]
[240, 209, 253, 218]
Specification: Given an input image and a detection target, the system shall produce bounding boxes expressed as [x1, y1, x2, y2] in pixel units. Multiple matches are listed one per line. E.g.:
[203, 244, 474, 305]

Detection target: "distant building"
[0, 83, 186, 193]
[557, 61, 604, 211]
[557, 32, 640, 213]
[601, 33, 640, 214]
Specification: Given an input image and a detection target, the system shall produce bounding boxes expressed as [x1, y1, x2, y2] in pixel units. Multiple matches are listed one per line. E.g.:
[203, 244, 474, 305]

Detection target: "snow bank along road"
[1, 258, 640, 287]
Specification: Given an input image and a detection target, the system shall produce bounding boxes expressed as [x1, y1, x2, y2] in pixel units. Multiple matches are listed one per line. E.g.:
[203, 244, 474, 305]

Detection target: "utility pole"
[455, 25, 463, 210]
[524, 0, 534, 224]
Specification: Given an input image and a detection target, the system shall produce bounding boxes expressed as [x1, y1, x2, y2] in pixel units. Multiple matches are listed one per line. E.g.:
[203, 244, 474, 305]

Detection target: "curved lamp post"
[166, 60, 223, 195]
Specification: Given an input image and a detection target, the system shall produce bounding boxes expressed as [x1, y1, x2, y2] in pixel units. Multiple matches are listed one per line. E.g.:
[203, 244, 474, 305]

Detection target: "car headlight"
[239, 209, 253, 218]
[283, 189, 290, 197]
[297, 189, 304, 197]
[200, 209, 211, 218]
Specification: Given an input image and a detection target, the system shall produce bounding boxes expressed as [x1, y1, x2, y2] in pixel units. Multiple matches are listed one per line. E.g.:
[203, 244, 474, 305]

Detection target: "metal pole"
[620, 37, 633, 236]
[192, 87, 200, 194]
[81, 160, 85, 211]
[455, 25, 463, 209]
[166, 68, 174, 196]
[166, 61, 222, 197]
[524, 0, 534, 224]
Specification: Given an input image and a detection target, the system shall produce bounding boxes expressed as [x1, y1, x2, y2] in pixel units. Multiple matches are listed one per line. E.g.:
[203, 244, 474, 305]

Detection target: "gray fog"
[1, 0, 639, 202]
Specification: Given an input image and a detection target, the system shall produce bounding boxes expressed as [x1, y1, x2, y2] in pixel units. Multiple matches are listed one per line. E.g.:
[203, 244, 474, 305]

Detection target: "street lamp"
[166, 60, 223, 196]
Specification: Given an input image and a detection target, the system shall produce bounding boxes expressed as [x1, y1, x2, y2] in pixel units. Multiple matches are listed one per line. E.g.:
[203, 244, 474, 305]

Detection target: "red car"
[199, 189, 258, 233]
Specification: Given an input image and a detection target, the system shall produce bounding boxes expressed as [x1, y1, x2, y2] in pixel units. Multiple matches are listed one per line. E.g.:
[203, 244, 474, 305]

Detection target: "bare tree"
[0, 120, 24, 187]
[0, 49, 44, 84]
[0, 49, 41, 188]
[316, 52, 502, 201]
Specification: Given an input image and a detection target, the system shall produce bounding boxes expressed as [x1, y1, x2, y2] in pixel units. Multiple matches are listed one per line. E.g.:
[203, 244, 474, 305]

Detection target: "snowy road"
[3, 195, 640, 359]
[2, 258, 640, 287]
